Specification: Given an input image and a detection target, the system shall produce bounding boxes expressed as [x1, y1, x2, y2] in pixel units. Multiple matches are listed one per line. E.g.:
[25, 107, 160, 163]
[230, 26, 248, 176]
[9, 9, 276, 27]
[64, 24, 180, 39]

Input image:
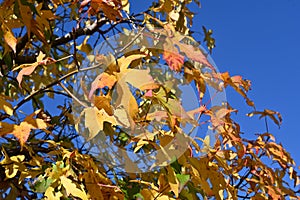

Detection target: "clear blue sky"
[194, 0, 300, 165]
[132, 0, 300, 165]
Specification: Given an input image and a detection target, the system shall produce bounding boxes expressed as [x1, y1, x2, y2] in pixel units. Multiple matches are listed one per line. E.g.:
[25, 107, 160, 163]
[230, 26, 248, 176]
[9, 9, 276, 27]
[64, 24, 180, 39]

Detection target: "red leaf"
[163, 50, 184, 71]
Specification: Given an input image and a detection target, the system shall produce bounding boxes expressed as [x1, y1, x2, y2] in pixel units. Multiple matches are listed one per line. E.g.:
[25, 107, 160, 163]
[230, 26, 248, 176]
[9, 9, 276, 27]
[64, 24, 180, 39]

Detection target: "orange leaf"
[16, 63, 39, 87]
[163, 24, 215, 71]
[80, 0, 123, 21]
[14, 52, 46, 87]
[12, 122, 32, 147]
[89, 73, 117, 99]
[163, 50, 184, 71]
[5, 110, 49, 146]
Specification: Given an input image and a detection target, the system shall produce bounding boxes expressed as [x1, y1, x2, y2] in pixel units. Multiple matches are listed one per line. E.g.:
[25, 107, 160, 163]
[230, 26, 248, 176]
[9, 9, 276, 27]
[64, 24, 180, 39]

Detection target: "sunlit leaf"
[83, 107, 117, 140]
[0, 95, 13, 116]
[61, 176, 88, 200]
[14, 52, 45, 87]
[2, 24, 17, 53]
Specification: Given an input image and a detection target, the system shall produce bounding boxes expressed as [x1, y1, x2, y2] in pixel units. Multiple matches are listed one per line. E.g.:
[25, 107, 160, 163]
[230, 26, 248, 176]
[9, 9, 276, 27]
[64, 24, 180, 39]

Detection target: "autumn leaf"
[114, 55, 155, 127]
[163, 50, 184, 71]
[14, 52, 55, 87]
[166, 165, 179, 197]
[221, 72, 254, 106]
[60, 176, 88, 200]
[76, 36, 92, 54]
[202, 26, 216, 53]
[0, 110, 48, 146]
[83, 107, 117, 140]
[80, 0, 123, 21]
[121, 0, 130, 13]
[13, 110, 48, 146]
[89, 72, 117, 99]
[163, 24, 215, 71]
[36, 3, 57, 30]
[0, 95, 14, 116]
[0, 122, 14, 136]
[2, 24, 17, 53]
[247, 109, 282, 128]
[155, 87, 191, 120]
[93, 96, 113, 115]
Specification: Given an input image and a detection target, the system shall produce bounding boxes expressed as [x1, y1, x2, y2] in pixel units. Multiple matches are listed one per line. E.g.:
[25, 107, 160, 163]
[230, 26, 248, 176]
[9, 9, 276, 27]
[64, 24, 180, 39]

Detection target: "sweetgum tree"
[0, 0, 299, 199]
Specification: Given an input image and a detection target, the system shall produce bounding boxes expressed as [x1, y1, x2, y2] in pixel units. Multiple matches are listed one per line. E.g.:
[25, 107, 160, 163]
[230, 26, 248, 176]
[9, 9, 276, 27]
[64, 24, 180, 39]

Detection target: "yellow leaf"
[5, 165, 18, 179]
[166, 165, 179, 197]
[114, 106, 131, 127]
[84, 107, 117, 140]
[0, 96, 13, 116]
[134, 140, 149, 153]
[10, 155, 25, 162]
[118, 54, 146, 72]
[60, 176, 88, 200]
[141, 188, 159, 200]
[122, 0, 130, 13]
[45, 186, 57, 200]
[2, 24, 17, 53]
[36, 3, 57, 30]
[18, 1, 33, 38]
[76, 36, 92, 54]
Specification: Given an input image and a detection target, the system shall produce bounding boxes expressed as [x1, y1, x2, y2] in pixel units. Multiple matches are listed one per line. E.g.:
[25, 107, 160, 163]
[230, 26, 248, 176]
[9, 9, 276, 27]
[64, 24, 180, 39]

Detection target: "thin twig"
[59, 82, 88, 108]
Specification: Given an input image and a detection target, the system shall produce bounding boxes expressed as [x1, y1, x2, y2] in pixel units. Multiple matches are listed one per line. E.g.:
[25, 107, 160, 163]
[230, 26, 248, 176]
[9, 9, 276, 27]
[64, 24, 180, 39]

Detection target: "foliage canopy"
[0, 0, 299, 199]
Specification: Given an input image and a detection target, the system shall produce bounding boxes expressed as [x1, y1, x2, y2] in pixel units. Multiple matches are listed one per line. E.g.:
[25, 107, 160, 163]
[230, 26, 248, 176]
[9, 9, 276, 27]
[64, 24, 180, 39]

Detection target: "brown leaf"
[93, 96, 113, 116]
[81, 0, 123, 21]
[247, 109, 282, 128]
[0, 122, 14, 136]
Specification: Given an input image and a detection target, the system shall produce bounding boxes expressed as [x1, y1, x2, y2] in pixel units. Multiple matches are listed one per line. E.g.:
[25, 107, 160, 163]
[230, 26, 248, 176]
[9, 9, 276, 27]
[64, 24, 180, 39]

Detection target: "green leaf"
[176, 174, 190, 185]
[33, 177, 53, 193]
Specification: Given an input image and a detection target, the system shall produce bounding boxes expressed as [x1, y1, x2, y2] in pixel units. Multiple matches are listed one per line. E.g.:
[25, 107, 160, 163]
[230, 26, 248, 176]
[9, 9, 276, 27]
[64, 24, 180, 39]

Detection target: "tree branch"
[52, 17, 109, 47]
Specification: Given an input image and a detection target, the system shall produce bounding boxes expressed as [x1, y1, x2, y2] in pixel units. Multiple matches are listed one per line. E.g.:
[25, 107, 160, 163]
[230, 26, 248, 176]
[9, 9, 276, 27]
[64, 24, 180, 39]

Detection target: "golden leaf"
[0, 95, 13, 116]
[166, 165, 179, 197]
[60, 176, 88, 200]
[84, 107, 117, 140]
[2, 24, 17, 53]
[76, 36, 92, 54]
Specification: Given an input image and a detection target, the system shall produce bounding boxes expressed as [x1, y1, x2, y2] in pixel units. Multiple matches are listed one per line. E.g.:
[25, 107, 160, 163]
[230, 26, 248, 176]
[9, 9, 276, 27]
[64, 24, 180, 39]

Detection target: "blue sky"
[131, 0, 300, 165]
[193, 0, 300, 165]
